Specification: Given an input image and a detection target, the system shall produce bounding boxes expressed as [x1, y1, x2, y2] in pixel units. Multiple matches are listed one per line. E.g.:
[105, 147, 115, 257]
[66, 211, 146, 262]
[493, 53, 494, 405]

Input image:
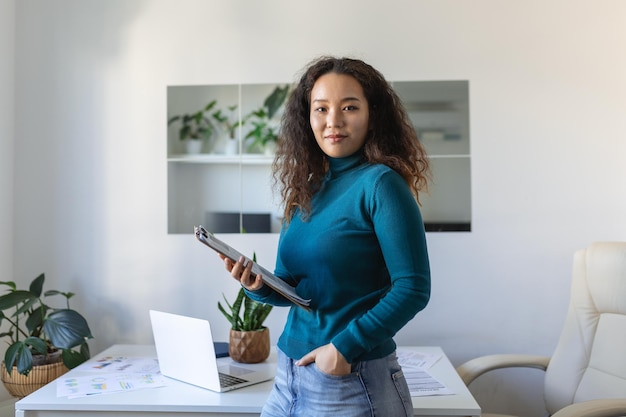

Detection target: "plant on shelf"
[168, 100, 219, 153]
[244, 85, 290, 153]
[218, 255, 273, 363]
[212, 104, 240, 140]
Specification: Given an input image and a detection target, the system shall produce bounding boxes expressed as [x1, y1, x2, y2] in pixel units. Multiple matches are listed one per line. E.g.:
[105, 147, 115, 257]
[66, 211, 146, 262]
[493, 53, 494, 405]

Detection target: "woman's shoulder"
[360, 162, 404, 183]
[358, 163, 417, 215]
[354, 163, 409, 201]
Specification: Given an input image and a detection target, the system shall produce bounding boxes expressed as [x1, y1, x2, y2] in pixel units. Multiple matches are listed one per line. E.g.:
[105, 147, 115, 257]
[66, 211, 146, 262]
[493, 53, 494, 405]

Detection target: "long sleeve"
[331, 170, 430, 362]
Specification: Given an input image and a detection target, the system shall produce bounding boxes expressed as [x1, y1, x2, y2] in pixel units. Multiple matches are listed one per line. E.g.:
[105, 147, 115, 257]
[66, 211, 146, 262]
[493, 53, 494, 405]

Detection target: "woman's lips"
[325, 134, 346, 142]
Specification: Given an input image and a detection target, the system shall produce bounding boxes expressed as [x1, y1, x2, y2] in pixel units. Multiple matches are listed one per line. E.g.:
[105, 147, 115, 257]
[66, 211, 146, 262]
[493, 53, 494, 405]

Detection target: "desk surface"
[15, 344, 480, 417]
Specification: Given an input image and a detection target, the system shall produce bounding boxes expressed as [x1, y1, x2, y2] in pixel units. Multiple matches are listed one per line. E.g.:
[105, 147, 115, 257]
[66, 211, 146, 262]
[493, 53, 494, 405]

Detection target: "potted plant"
[0, 273, 93, 397]
[167, 100, 219, 154]
[212, 104, 240, 141]
[218, 281, 273, 364]
[212, 104, 240, 155]
[244, 85, 290, 154]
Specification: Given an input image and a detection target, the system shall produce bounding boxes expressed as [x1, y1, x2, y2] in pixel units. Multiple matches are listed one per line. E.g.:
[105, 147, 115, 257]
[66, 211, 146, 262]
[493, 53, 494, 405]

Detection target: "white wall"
[0, 0, 14, 279]
[0, 0, 15, 402]
[8, 0, 626, 414]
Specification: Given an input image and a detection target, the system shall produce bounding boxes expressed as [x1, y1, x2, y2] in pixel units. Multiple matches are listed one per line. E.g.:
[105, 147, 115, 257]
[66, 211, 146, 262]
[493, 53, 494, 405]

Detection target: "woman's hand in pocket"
[295, 343, 351, 376]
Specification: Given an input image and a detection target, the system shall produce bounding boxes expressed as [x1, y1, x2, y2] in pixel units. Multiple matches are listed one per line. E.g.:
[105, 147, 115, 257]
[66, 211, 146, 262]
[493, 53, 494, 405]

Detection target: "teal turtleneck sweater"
[247, 153, 430, 363]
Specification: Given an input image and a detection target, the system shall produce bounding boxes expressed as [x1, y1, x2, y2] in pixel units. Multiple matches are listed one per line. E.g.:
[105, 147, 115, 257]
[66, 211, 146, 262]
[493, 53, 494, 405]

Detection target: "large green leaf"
[0, 281, 17, 291]
[29, 273, 45, 297]
[26, 305, 48, 335]
[4, 342, 24, 374]
[43, 309, 93, 349]
[25, 336, 48, 354]
[16, 350, 33, 375]
[80, 341, 91, 359]
[264, 85, 289, 119]
[4, 337, 47, 376]
[0, 290, 35, 311]
[61, 344, 89, 369]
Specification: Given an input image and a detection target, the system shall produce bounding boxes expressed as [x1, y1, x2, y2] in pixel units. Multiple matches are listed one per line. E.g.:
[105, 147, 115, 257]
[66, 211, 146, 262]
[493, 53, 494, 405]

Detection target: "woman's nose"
[326, 109, 343, 128]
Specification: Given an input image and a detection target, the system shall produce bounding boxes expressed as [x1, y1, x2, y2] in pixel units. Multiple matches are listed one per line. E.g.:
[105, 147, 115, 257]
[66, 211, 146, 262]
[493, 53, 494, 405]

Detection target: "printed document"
[397, 349, 454, 397]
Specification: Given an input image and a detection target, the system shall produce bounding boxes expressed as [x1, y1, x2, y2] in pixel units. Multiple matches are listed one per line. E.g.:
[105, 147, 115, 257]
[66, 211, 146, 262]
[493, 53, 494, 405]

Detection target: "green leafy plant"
[212, 104, 240, 140]
[0, 273, 93, 376]
[168, 100, 219, 141]
[218, 287, 273, 331]
[217, 254, 272, 331]
[244, 85, 290, 150]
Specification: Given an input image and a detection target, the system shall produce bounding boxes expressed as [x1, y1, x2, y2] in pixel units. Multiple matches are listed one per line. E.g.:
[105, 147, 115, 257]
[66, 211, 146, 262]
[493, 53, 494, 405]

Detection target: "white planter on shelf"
[263, 141, 277, 156]
[223, 138, 238, 155]
[185, 140, 203, 154]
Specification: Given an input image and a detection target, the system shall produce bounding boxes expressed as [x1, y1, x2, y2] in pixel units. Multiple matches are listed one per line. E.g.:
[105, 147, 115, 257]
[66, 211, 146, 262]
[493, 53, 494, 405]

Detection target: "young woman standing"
[222, 56, 431, 416]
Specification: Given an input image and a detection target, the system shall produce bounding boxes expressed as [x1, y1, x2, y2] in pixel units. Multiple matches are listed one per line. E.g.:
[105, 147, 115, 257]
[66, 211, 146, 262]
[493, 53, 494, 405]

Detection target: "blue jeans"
[261, 348, 413, 417]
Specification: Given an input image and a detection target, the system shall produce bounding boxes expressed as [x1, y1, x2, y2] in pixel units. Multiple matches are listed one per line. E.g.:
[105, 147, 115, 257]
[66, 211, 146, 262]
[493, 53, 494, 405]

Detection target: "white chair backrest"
[544, 242, 626, 413]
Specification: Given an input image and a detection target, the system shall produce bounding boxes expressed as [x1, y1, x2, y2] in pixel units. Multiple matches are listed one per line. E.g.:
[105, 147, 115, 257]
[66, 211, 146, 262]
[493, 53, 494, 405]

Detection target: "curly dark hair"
[273, 56, 431, 223]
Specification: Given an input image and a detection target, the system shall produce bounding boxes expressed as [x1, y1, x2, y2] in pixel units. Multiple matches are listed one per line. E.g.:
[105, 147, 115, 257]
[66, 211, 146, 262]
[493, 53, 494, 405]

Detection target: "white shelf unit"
[167, 154, 273, 165]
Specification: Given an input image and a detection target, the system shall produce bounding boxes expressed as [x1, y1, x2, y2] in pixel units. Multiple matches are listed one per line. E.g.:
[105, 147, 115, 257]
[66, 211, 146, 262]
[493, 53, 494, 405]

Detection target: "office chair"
[456, 242, 626, 417]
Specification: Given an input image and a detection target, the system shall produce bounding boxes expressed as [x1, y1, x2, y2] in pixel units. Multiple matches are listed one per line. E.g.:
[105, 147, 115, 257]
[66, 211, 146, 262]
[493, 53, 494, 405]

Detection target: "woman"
[222, 56, 431, 416]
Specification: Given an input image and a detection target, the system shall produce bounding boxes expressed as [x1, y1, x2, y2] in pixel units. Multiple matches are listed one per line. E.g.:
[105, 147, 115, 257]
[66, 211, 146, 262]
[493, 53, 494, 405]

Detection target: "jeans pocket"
[391, 369, 413, 415]
[312, 363, 357, 379]
[297, 363, 371, 414]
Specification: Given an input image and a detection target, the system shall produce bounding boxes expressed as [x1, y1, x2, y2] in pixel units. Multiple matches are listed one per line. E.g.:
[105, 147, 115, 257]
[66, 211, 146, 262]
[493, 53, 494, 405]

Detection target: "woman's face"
[309, 73, 369, 158]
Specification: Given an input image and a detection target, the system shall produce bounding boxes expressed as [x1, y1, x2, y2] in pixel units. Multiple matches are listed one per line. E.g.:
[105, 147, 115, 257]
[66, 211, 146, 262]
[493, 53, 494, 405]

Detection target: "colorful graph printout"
[56, 355, 167, 398]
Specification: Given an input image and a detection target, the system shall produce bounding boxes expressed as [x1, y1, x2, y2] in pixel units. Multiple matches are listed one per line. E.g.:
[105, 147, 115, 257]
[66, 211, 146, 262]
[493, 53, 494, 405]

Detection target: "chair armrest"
[455, 354, 550, 386]
[551, 399, 626, 417]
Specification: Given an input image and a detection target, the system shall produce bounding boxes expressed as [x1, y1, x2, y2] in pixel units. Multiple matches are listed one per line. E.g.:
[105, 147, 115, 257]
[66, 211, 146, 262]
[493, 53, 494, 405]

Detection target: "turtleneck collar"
[327, 152, 364, 179]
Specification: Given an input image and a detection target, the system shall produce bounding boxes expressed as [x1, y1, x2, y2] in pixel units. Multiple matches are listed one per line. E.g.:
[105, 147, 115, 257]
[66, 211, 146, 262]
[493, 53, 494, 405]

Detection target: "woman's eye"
[314, 107, 327, 112]
[343, 105, 358, 111]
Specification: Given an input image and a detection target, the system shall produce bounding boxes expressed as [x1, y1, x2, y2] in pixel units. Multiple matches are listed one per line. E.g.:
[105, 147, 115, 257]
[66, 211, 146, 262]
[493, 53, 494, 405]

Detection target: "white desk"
[15, 344, 480, 417]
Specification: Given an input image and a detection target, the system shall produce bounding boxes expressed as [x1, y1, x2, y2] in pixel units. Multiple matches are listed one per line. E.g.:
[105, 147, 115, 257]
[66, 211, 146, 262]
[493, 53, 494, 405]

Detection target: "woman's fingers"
[221, 255, 263, 290]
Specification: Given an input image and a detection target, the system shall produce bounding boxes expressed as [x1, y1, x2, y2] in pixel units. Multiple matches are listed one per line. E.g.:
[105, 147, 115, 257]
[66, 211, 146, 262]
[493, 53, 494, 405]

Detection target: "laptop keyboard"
[219, 372, 248, 387]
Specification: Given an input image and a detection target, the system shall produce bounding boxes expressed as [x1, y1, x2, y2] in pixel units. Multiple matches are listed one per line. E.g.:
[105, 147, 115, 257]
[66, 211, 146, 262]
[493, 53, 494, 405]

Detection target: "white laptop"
[149, 310, 275, 392]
